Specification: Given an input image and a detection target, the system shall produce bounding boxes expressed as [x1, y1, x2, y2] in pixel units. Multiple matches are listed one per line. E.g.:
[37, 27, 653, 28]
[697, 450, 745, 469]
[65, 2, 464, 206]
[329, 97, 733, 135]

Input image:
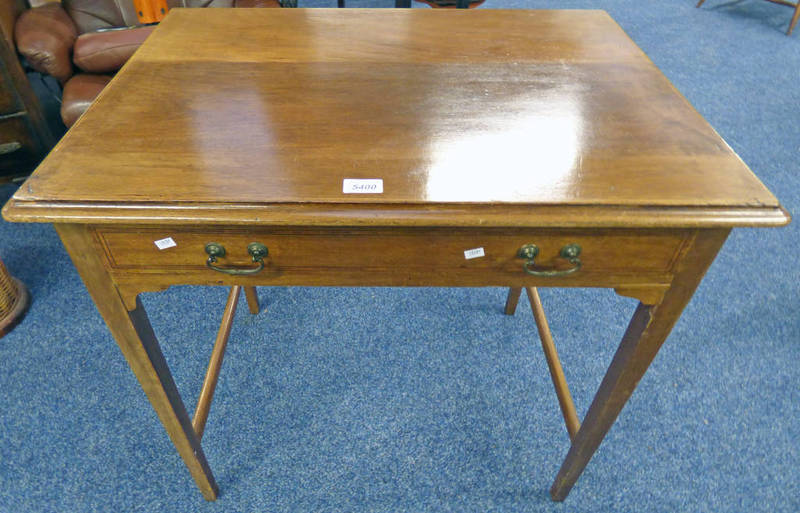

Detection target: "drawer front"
[97, 227, 691, 287]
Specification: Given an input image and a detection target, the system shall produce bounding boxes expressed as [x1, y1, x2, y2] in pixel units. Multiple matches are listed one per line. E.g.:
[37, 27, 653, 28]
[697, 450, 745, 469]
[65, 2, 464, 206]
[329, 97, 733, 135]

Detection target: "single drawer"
[96, 226, 692, 288]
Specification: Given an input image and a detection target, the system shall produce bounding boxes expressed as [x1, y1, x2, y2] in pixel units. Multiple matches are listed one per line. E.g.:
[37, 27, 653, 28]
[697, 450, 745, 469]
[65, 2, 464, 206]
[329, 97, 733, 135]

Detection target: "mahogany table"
[1, 8, 789, 502]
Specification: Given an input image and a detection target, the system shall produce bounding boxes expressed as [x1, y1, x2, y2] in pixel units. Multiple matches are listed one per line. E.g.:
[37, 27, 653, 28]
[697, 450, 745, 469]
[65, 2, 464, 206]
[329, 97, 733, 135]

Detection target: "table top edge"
[2, 199, 791, 229]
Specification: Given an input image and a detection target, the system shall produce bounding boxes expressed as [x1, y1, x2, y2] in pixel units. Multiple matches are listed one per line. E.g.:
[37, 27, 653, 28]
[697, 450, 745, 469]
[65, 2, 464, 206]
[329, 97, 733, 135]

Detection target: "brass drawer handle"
[204, 242, 269, 275]
[518, 243, 582, 277]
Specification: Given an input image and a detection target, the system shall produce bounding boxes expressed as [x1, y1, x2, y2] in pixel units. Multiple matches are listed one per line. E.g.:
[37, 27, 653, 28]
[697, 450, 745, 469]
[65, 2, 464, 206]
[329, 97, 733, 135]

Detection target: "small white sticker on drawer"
[343, 178, 383, 194]
[154, 237, 177, 250]
[464, 247, 485, 260]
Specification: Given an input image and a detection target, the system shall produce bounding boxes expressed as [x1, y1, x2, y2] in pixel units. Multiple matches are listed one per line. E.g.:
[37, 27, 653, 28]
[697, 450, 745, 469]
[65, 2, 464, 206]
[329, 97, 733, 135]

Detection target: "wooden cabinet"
[0, 0, 56, 179]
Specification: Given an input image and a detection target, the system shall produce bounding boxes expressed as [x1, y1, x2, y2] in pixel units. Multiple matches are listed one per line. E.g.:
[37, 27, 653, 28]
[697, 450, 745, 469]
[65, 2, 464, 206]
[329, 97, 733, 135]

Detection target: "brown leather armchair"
[14, 0, 281, 128]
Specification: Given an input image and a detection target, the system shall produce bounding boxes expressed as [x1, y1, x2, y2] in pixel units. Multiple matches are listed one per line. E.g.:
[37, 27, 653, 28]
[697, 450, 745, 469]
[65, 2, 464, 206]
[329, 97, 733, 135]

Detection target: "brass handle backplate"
[518, 243, 582, 277]
[205, 242, 269, 275]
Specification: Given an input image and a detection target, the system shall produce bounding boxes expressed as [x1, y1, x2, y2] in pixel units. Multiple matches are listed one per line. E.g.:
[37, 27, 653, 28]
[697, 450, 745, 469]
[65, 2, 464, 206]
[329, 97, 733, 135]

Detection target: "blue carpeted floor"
[1, 1, 798, 511]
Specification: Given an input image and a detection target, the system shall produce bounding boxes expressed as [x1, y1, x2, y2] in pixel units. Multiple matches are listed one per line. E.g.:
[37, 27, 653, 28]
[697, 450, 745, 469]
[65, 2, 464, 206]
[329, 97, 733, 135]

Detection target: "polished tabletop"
[5, 9, 788, 227]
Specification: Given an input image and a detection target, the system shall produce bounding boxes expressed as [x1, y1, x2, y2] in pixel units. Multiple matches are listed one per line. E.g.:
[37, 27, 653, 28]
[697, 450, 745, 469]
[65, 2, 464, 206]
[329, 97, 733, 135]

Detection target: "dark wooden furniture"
[697, 0, 800, 35]
[2, 8, 790, 502]
[0, 0, 56, 179]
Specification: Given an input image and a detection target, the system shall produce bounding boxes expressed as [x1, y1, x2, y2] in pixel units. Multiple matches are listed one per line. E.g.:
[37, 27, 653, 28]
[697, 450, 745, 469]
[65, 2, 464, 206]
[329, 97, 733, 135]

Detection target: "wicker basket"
[0, 258, 29, 338]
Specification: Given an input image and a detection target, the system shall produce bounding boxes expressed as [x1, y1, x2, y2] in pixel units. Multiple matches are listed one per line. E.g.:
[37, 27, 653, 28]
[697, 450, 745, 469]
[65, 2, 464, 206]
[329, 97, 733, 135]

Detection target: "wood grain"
[504, 286, 522, 315]
[3, 200, 790, 228]
[1, 9, 788, 502]
[93, 226, 691, 295]
[550, 228, 730, 500]
[244, 286, 260, 315]
[527, 286, 580, 441]
[3, 9, 788, 227]
[54, 223, 219, 501]
[193, 285, 239, 440]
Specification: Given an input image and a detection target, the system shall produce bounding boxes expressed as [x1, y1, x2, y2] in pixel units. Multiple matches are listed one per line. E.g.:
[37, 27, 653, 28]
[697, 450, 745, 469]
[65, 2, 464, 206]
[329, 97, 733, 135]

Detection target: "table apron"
[87, 225, 696, 307]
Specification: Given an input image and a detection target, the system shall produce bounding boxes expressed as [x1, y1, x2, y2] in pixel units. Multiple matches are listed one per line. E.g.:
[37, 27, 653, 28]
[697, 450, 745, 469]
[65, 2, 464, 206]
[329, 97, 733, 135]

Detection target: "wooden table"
[1, 8, 789, 502]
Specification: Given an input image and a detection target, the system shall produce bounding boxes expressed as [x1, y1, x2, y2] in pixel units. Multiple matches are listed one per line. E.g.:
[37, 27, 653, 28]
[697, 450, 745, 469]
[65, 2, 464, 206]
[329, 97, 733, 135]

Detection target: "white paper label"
[343, 179, 383, 194]
[154, 237, 177, 250]
[464, 247, 485, 260]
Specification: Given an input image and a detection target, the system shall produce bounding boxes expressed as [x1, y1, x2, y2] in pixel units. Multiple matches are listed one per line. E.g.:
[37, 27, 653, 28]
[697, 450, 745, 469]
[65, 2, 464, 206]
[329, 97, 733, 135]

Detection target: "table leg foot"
[57, 224, 219, 501]
[549, 229, 730, 501]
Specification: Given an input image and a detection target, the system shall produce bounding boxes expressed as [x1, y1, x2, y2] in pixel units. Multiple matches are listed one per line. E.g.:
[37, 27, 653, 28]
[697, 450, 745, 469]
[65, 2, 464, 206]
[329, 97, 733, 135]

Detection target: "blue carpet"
[1, 1, 798, 511]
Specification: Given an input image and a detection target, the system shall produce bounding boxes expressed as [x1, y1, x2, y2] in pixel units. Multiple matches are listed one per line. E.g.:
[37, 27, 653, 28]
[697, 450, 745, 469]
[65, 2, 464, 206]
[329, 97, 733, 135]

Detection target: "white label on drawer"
[464, 247, 485, 260]
[343, 178, 383, 194]
[154, 237, 177, 250]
